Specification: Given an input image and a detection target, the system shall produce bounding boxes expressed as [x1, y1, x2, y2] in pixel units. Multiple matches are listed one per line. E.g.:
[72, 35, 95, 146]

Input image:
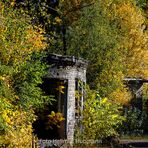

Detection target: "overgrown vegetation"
[66, 0, 147, 103]
[0, 0, 147, 147]
[0, 1, 52, 147]
[74, 87, 124, 147]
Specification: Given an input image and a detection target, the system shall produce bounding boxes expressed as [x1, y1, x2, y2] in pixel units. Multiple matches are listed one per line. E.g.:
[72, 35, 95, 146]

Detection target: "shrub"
[74, 88, 125, 147]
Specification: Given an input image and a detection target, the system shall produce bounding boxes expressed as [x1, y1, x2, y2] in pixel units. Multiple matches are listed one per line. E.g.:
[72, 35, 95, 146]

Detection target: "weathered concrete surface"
[47, 54, 88, 144]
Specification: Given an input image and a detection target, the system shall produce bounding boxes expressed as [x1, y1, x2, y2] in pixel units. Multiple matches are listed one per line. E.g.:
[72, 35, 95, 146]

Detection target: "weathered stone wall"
[48, 66, 86, 82]
[48, 64, 87, 144]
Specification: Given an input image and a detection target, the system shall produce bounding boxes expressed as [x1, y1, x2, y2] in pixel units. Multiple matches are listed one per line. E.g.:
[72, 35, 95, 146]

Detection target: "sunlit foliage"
[0, 1, 51, 147]
[0, 0, 147, 145]
[115, 1, 148, 78]
[75, 87, 124, 145]
[66, 0, 147, 104]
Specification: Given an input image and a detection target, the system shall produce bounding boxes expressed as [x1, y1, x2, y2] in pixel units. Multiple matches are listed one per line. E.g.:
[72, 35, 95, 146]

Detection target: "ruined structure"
[124, 78, 148, 111]
[47, 54, 88, 143]
[33, 54, 88, 145]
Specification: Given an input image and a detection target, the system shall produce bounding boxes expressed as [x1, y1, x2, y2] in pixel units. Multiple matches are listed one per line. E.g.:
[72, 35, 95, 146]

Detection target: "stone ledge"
[124, 78, 148, 83]
[47, 53, 88, 68]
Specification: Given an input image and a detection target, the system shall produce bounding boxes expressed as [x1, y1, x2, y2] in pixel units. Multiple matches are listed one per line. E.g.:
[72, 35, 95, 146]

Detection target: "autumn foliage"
[0, 0, 148, 146]
[0, 1, 48, 147]
[66, 0, 147, 105]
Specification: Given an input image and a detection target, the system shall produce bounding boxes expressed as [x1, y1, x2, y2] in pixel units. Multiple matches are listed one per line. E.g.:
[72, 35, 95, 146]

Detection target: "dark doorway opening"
[33, 78, 67, 139]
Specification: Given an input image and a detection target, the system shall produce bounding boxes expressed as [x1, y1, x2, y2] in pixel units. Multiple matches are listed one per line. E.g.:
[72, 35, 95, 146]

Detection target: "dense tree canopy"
[66, 0, 147, 104]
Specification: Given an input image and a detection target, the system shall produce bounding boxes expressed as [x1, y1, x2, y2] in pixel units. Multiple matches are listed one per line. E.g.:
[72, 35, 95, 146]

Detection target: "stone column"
[66, 67, 76, 144]
[47, 54, 88, 144]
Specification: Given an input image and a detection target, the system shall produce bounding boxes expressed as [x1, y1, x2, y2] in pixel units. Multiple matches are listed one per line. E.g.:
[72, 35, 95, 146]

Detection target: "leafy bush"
[47, 111, 65, 129]
[118, 107, 145, 136]
[74, 88, 124, 147]
[0, 1, 52, 147]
